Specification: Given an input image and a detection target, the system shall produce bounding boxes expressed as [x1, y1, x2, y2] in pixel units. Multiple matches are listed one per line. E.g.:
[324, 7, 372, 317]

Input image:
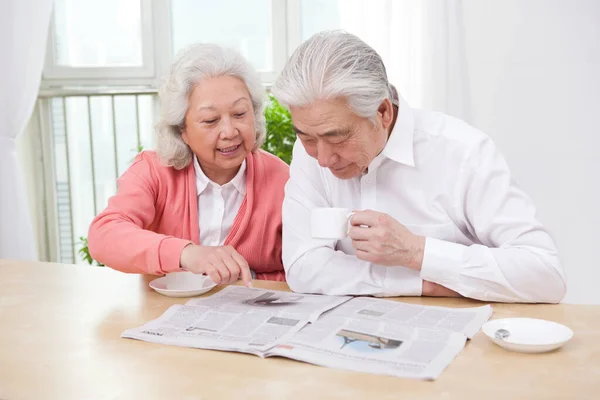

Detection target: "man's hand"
[348, 210, 425, 270]
[422, 280, 462, 297]
[179, 244, 253, 287]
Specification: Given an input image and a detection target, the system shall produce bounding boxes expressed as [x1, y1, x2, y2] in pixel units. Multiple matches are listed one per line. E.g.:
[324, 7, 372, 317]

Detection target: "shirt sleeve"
[282, 142, 422, 296]
[420, 136, 566, 303]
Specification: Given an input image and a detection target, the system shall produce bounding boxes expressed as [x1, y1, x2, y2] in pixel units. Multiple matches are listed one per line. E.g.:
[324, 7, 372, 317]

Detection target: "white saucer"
[149, 271, 217, 298]
[482, 318, 573, 353]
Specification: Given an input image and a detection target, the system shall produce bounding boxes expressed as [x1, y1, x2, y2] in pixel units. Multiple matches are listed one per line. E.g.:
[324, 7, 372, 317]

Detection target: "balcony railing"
[37, 87, 158, 264]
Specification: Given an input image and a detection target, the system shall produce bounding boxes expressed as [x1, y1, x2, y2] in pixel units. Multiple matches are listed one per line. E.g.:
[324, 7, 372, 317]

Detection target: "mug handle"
[345, 212, 355, 236]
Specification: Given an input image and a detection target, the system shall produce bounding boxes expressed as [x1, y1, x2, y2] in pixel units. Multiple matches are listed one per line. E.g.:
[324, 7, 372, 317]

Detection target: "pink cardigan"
[88, 150, 289, 281]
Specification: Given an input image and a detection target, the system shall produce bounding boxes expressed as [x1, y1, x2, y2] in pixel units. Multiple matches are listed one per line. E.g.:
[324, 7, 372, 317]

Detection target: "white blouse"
[193, 156, 246, 246]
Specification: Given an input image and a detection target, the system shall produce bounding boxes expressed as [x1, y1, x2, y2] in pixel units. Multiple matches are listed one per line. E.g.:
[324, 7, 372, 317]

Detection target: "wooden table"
[1, 260, 599, 399]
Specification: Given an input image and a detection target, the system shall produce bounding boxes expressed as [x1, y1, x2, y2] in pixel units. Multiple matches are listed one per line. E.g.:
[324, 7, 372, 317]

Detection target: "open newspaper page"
[121, 286, 350, 356]
[268, 297, 492, 380]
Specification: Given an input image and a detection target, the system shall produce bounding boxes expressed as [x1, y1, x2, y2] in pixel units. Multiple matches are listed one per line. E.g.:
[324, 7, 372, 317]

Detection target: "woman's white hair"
[271, 30, 393, 120]
[156, 43, 266, 169]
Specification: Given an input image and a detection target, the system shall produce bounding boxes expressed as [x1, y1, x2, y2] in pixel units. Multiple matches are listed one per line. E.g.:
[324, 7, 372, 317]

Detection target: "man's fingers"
[350, 210, 382, 227]
[348, 226, 371, 240]
[351, 239, 371, 252]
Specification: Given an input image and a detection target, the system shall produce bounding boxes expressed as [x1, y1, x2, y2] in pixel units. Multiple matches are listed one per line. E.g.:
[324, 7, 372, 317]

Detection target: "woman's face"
[181, 75, 256, 184]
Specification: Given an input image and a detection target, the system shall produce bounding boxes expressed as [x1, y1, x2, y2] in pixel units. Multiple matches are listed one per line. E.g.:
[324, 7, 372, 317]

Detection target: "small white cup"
[311, 207, 354, 239]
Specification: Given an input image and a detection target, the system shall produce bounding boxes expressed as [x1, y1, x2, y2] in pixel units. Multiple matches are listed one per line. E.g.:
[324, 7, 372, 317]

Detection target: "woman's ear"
[180, 125, 189, 145]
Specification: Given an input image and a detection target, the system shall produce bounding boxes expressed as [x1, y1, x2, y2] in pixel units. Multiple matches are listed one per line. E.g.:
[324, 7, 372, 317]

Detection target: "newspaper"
[266, 296, 492, 380]
[122, 287, 492, 380]
[122, 286, 350, 354]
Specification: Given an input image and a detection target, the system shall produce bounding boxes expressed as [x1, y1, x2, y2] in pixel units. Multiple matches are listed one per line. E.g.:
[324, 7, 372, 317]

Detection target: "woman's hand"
[179, 244, 253, 287]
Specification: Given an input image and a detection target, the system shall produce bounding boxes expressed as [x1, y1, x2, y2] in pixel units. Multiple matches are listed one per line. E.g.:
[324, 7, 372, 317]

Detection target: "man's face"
[289, 97, 393, 179]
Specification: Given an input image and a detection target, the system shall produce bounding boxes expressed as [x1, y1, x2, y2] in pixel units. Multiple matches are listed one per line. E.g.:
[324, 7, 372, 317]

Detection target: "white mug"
[311, 207, 354, 239]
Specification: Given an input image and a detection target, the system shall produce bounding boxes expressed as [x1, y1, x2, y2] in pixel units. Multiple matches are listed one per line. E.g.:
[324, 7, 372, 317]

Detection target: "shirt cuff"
[158, 237, 194, 274]
[420, 237, 466, 285]
[379, 265, 422, 297]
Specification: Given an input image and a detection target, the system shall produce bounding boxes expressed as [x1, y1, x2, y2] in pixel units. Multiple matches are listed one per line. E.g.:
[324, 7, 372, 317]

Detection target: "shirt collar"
[381, 91, 416, 168]
[193, 155, 247, 195]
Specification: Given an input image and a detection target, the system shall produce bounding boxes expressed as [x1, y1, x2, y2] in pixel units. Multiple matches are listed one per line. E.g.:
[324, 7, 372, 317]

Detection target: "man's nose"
[317, 142, 336, 168]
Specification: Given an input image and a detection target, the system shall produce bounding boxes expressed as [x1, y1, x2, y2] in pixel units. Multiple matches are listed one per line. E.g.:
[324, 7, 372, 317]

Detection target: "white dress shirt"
[282, 96, 566, 303]
[194, 156, 246, 246]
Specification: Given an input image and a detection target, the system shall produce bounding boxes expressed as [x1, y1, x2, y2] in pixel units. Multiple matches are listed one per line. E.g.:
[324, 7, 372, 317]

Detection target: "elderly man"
[272, 31, 566, 303]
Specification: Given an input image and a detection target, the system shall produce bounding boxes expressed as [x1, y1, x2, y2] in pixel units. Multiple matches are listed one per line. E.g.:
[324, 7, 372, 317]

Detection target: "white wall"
[462, 0, 600, 303]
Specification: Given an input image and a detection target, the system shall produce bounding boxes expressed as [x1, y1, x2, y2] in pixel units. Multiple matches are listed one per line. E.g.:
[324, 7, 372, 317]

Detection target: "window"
[171, 0, 272, 71]
[42, 0, 345, 87]
[44, 0, 154, 82]
[300, 0, 340, 40]
[53, 0, 144, 67]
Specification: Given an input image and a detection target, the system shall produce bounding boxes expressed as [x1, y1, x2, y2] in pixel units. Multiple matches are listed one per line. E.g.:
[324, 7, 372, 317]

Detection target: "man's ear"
[377, 98, 394, 130]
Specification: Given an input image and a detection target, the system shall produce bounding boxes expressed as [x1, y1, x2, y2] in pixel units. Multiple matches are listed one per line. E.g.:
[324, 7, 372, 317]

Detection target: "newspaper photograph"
[121, 286, 350, 354]
[267, 297, 492, 380]
[316, 296, 493, 339]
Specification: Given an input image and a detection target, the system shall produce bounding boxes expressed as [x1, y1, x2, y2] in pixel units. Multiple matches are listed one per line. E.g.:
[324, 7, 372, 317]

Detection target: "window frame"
[43, 0, 156, 85]
[41, 0, 304, 88]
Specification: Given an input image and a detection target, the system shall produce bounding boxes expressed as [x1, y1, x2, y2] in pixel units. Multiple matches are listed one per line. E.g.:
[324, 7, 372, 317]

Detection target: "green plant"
[77, 236, 104, 266]
[262, 93, 295, 164]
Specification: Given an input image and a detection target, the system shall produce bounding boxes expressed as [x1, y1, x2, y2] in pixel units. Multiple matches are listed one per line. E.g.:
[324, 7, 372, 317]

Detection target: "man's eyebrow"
[293, 126, 349, 137]
[293, 126, 305, 135]
[320, 129, 349, 137]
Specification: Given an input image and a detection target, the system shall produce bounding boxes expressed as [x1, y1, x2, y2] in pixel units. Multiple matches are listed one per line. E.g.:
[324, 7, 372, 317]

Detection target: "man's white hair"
[156, 43, 266, 169]
[271, 30, 393, 119]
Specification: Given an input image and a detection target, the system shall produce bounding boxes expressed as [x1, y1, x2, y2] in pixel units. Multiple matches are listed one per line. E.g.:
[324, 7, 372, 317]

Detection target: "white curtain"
[0, 0, 54, 260]
[337, 0, 470, 122]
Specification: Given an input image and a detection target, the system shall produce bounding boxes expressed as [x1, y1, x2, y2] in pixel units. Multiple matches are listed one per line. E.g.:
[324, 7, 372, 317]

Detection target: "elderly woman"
[88, 44, 289, 284]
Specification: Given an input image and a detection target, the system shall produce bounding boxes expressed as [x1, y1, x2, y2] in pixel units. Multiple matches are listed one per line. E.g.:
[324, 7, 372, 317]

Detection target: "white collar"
[193, 155, 247, 195]
[381, 94, 415, 167]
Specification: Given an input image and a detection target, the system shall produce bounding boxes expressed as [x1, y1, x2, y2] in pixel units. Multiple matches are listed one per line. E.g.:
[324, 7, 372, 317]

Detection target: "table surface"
[1, 260, 599, 399]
